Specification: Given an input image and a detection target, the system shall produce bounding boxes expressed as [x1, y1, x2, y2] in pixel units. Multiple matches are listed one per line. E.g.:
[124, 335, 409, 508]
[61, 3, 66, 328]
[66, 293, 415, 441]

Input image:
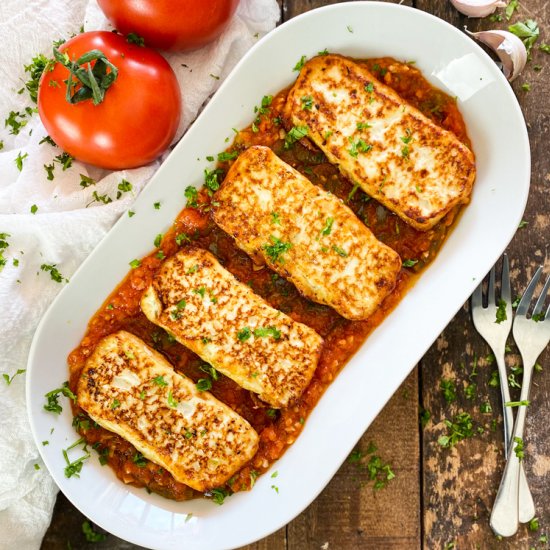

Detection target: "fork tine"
[472, 279, 483, 308]
[501, 254, 511, 305]
[488, 265, 496, 306]
[533, 276, 550, 316]
[516, 267, 543, 316]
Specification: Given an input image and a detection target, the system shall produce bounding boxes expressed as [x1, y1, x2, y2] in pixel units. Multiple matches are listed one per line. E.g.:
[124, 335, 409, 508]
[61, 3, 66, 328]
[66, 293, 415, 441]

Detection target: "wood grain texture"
[43, 1, 550, 549]
[420, 0, 550, 547]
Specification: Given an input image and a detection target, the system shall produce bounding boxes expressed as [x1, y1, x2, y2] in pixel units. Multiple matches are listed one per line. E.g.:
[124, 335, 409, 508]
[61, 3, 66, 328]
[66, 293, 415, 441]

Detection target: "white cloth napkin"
[0, 1, 280, 548]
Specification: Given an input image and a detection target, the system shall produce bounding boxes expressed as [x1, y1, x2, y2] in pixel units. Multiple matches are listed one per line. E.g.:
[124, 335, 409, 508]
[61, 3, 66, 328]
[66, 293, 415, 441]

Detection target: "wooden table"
[42, 1, 550, 548]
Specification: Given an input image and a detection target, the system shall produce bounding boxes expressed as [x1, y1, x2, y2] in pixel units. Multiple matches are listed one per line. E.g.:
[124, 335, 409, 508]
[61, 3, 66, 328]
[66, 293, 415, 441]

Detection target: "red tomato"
[97, 0, 240, 52]
[38, 31, 181, 170]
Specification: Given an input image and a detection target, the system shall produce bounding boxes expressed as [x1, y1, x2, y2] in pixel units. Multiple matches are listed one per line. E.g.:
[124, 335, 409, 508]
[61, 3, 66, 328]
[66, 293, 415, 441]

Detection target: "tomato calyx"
[53, 47, 119, 105]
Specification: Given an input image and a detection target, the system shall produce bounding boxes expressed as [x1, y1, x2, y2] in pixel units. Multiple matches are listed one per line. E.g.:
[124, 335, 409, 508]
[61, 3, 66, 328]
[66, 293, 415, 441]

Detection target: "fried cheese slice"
[284, 54, 476, 230]
[77, 330, 259, 492]
[141, 248, 323, 408]
[212, 145, 401, 320]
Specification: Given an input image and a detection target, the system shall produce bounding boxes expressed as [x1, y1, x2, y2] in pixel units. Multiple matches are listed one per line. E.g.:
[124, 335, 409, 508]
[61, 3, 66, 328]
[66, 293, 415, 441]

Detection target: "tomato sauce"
[67, 57, 471, 502]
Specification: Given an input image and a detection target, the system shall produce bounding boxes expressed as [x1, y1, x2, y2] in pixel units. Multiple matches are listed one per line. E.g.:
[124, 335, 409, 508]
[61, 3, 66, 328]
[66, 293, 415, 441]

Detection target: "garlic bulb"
[450, 0, 506, 18]
[466, 29, 527, 81]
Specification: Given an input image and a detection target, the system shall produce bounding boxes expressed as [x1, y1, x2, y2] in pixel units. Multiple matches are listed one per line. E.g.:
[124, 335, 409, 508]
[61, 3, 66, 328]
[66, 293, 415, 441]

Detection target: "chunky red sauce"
[67, 57, 471, 502]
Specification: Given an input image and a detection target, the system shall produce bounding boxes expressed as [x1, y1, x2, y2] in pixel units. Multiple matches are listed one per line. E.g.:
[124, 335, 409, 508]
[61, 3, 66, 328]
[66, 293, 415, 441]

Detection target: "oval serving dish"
[27, 3, 530, 549]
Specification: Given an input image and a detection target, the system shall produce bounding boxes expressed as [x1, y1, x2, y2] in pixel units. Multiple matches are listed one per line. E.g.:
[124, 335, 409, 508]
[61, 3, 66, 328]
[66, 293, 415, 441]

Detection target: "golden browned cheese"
[212, 146, 402, 320]
[284, 54, 476, 230]
[140, 248, 323, 408]
[77, 331, 259, 492]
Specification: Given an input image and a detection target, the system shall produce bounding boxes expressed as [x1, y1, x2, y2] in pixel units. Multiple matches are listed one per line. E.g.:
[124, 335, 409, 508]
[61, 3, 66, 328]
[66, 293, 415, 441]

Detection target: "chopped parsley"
[185, 185, 198, 207]
[284, 125, 309, 149]
[321, 217, 334, 236]
[154, 201, 161, 209]
[364, 82, 374, 93]
[207, 487, 230, 505]
[508, 20, 540, 55]
[440, 379, 457, 404]
[347, 182, 360, 202]
[53, 152, 73, 171]
[0, 232, 10, 272]
[62, 438, 90, 478]
[2, 369, 26, 386]
[301, 95, 314, 110]
[262, 236, 292, 263]
[347, 443, 395, 490]
[204, 168, 224, 194]
[293, 55, 307, 71]
[176, 232, 191, 246]
[271, 211, 281, 225]
[116, 178, 133, 199]
[331, 245, 348, 257]
[43, 163, 55, 180]
[82, 520, 107, 542]
[153, 375, 168, 387]
[513, 436, 525, 460]
[167, 390, 178, 408]
[237, 327, 252, 342]
[495, 299, 507, 324]
[356, 121, 371, 130]
[15, 152, 28, 171]
[129, 259, 141, 269]
[111, 399, 120, 410]
[348, 138, 372, 158]
[88, 191, 112, 205]
[217, 151, 238, 162]
[132, 452, 147, 468]
[437, 412, 474, 448]
[199, 364, 219, 381]
[40, 263, 67, 283]
[402, 259, 418, 268]
[5, 110, 28, 135]
[79, 174, 95, 188]
[253, 326, 281, 340]
[196, 378, 212, 392]
[480, 402, 493, 414]
[30, 204, 38, 214]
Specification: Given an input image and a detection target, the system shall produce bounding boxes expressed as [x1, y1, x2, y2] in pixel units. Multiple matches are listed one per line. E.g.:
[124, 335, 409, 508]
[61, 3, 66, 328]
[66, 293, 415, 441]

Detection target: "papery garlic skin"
[466, 29, 527, 81]
[450, 0, 506, 18]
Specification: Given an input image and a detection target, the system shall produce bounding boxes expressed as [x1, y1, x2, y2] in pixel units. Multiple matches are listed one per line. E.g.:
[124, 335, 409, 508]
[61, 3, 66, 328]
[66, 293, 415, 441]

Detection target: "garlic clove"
[450, 0, 506, 18]
[465, 29, 527, 81]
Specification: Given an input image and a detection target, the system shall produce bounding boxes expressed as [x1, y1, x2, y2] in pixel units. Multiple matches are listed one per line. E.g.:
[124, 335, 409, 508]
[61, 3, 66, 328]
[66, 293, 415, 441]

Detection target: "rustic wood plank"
[420, 0, 550, 546]
[284, 370, 420, 550]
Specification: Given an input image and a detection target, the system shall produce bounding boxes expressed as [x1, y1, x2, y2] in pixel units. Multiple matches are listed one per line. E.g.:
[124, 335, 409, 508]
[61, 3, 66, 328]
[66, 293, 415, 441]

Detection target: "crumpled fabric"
[0, 1, 280, 548]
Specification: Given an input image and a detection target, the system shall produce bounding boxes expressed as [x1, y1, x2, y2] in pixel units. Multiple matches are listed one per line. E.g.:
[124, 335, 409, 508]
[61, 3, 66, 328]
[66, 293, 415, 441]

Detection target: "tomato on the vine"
[38, 31, 181, 170]
[97, 0, 240, 52]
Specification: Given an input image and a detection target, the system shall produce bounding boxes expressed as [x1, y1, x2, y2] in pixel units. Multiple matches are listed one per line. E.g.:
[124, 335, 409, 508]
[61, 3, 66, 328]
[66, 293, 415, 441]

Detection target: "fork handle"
[491, 358, 536, 535]
[495, 353, 535, 523]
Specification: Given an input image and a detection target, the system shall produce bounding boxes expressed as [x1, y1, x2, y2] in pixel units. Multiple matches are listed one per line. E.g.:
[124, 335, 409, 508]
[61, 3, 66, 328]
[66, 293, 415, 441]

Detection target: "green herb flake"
[440, 379, 457, 404]
[253, 326, 281, 340]
[82, 520, 106, 542]
[62, 437, 90, 478]
[402, 259, 418, 268]
[505, 400, 530, 407]
[237, 327, 252, 342]
[199, 364, 219, 381]
[508, 20, 540, 55]
[506, 0, 519, 20]
[167, 390, 179, 408]
[154, 233, 163, 248]
[540, 43, 550, 53]
[196, 378, 212, 392]
[284, 125, 309, 149]
[356, 122, 371, 130]
[129, 259, 141, 269]
[2, 369, 26, 386]
[347, 25, 353, 33]
[321, 217, 334, 236]
[262, 236, 292, 263]
[495, 299, 507, 324]
[293, 55, 307, 71]
[208, 487, 229, 505]
[480, 402, 492, 413]
[40, 263, 67, 283]
[5, 110, 28, 135]
[301, 95, 314, 110]
[128, 210, 135, 218]
[15, 152, 28, 171]
[529, 517, 540, 531]
[154, 201, 161, 210]
[176, 232, 191, 246]
[331, 245, 348, 257]
[420, 407, 431, 429]
[518, 220, 528, 229]
[53, 152, 73, 171]
[271, 211, 281, 225]
[521, 83, 531, 92]
[153, 375, 168, 387]
[44, 163, 55, 180]
[513, 436, 525, 460]
[44, 382, 76, 414]
[111, 399, 120, 410]
[217, 151, 238, 162]
[116, 178, 133, 199]
[184, 186, 198, 207]
[318, 48, 329, 56]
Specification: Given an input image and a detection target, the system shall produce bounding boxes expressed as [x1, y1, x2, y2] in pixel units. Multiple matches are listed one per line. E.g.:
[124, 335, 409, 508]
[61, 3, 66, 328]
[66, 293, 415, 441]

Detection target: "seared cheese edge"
[212, 145, 402, 320]
[77, 330, 259, 492]
[141, 248, 323, 408]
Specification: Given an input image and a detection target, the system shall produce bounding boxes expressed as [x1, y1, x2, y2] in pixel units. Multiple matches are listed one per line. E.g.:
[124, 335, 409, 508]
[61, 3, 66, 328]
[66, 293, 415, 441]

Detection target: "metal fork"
[490, 267, 550, 536]
[471, 255, 535, 525]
